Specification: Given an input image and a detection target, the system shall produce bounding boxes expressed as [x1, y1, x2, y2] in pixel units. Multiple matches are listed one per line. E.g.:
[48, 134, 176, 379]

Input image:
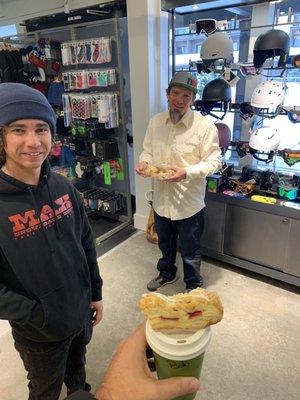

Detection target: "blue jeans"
[154, 210, 204, 287]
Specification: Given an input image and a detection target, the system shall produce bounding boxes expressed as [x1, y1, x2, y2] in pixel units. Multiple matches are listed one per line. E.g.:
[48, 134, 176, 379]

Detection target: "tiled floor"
[1, 231, 299, 400]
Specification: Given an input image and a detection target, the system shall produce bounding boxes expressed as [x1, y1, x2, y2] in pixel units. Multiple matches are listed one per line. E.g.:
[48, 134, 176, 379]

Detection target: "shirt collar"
[165, 108, 193, 128]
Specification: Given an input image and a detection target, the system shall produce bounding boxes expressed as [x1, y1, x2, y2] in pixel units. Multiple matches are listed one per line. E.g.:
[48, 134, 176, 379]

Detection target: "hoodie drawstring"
[44, 175, 63, 241]
[27, 186, 55, 254]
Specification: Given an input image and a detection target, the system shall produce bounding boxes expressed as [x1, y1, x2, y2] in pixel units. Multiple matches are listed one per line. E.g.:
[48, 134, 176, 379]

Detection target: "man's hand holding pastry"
[163, 165, 186, 182]
[135, 161, 149, 177]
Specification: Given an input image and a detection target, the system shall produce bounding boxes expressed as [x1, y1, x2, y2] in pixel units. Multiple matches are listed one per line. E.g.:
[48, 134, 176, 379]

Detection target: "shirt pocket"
[172, 140, 199, 165]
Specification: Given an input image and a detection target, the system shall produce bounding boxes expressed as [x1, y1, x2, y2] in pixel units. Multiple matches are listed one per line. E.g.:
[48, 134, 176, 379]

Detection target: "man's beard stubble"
[169, 109, 184, 124]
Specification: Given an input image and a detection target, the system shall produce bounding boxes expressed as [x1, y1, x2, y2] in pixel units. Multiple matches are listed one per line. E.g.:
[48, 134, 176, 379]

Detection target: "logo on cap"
[187, 78, 197, 87]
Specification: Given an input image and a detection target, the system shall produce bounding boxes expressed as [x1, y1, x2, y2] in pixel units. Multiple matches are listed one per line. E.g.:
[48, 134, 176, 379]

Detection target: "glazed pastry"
[139, 288, 223, 330]
[145, 165, 174, 180]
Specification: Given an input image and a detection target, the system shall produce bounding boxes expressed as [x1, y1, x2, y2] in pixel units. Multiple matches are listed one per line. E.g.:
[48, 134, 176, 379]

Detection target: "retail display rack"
[22, 17, 133, 244]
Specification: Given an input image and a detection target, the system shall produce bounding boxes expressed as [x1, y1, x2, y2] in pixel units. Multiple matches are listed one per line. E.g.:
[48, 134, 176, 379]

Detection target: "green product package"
[117, 158, 124, 181]
[103, 162, 111, 185]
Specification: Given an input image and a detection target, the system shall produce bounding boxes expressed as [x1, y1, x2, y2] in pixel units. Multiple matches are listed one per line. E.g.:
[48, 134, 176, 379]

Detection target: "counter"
[201, 192, 300, 287]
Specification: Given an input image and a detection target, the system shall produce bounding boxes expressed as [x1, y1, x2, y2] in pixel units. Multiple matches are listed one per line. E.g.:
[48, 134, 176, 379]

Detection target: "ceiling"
[162, 0, 273, 13]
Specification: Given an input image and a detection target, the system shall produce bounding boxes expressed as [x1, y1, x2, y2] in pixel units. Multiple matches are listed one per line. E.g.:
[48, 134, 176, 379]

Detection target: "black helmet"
[253, 29, 290, 69]
[202, 78, 231, 113]
[239, 102, 254, 120]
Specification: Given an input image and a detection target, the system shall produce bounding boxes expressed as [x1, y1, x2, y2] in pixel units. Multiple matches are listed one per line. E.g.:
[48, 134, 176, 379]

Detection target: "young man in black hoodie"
[0, 83, 103, 400]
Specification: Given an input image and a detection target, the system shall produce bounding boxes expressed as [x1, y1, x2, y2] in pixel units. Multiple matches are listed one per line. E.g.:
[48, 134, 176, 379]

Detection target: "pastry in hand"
[139, 288, 223, 331]
[145, 165, 174, 180]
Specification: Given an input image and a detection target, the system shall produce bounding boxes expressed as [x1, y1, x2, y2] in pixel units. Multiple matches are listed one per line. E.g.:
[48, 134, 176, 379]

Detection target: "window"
[0, 24, 17, 38]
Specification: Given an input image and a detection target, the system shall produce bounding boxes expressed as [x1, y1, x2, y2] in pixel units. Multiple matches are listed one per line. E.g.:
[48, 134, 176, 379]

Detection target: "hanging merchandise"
[90, 94, 101, 118]
[62, 69, 116, 91]
[85, 40, 92, 63]
[70, 42, 77, 65]
[61, 37, 112, 66]
[28, 47, 47, 70]
[249, 126, 281, 163]
[62, 72, 70, 91]
[93, 139, 120, 161]
[61, 42, 71, 65]
[97, 92, 119, 128]
[291, 54, 300, 68]
[62, 94, 72, 127]
[99, 37, 112, 63]
[91, 39, 100, 63]
[48, 80, 64, 107]
[70, 94, 91, 120]
[88, 70, 98, 87]
[250, 80, 285, 118]
[200, 31, 234, 69]
[50, 141, 62, 164]
[239, 102, 255, 120]
[201, 78, 231, 119]
[75, 70, 88, 89]
[60, 142, 77, 168]
[281, 149, 300, 167]
[287, 110, 300, 124]
[253, 29, 290, 69]
[76, 41, 86, 64]
[215, 122, 231, 154]
[0, 43, 26, 83]
[68, 71, 77, 90]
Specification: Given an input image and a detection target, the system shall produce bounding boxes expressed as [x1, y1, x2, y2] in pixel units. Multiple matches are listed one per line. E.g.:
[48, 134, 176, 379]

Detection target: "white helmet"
[249, 126, 281, 151]
[249, 126, 281, 163]
[200, 31, 234, 68]
[250, 80, 285, 117]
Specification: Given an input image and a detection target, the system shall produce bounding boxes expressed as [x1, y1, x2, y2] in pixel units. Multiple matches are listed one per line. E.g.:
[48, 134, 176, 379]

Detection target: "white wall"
[127, 0, 168, 230]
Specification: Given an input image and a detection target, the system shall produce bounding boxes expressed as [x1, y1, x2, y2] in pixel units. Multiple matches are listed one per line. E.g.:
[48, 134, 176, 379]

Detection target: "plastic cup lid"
[146, 320, 212, 361]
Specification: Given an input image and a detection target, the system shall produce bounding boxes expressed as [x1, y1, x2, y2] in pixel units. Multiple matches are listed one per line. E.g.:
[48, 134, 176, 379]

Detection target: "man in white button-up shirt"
[136, 72, 222, 292]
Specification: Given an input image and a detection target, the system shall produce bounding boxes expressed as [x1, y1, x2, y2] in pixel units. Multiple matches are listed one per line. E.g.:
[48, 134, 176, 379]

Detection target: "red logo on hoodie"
[8, 194, 73, 239]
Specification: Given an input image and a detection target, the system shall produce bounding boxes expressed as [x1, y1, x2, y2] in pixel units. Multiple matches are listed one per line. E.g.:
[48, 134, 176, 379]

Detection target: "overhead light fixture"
[86, 9, 110, 15]
[64, 0, 70, 14]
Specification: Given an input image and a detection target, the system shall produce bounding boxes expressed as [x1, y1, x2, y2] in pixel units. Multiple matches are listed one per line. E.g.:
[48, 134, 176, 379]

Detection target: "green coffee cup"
[146, 320, 212, 400]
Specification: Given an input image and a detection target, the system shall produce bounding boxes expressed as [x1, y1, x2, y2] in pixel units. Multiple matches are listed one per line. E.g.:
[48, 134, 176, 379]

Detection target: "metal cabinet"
[223, 205, 290, 270]
[202, 194, 300, 285]
[202, 200, 226, 253]
[285, 219, 300, 277]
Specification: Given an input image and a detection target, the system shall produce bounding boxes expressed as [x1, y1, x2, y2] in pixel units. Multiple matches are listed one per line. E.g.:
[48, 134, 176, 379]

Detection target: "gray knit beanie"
[0, 83, 56, 135]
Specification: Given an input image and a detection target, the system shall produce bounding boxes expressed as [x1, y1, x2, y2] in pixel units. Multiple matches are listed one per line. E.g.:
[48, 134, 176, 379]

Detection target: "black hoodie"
[0, 161, 102, 345]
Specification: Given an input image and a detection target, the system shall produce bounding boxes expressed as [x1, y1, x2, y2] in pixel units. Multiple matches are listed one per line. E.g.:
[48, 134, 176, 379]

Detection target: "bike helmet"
[249, 126, 281, 163]
[168, 71, 198, 94]
[215, 122, 231, 148]
[202, 78, 231, 117]
[250, 80, 285, 118]
[253, 29, 290, 69]
[200, 31, 234, 69]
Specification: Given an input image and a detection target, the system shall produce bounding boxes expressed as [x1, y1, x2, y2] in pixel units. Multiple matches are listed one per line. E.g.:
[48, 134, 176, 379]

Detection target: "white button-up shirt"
[139, 109, 222, 220]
